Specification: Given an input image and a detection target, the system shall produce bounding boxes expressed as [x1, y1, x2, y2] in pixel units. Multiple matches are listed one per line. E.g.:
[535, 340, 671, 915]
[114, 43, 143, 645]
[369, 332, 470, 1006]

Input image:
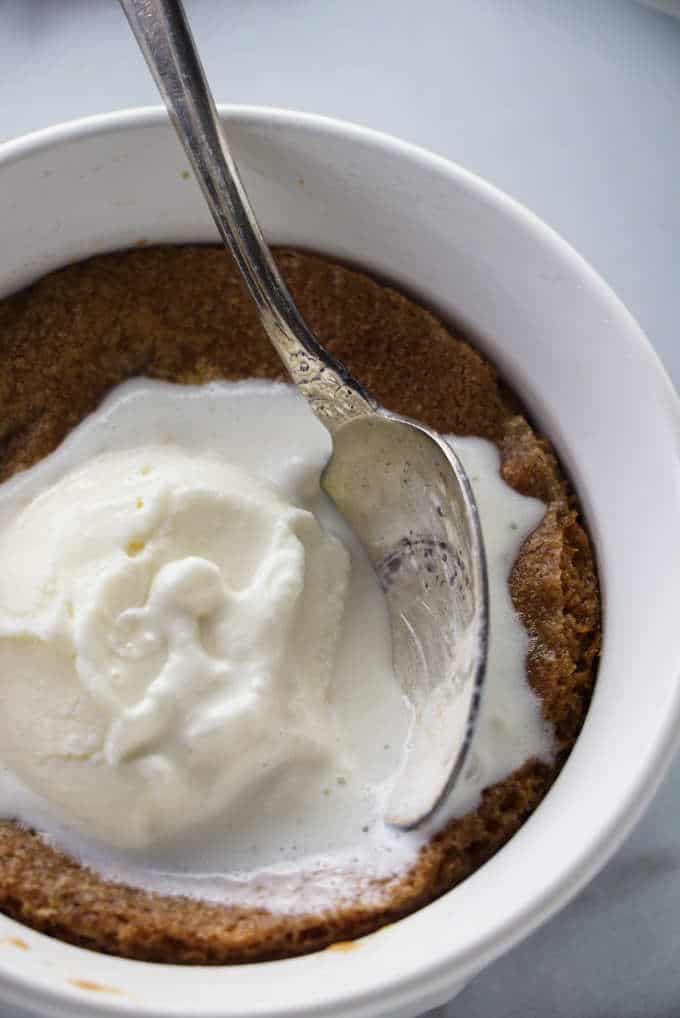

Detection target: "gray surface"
[0, 1, 679, 1015]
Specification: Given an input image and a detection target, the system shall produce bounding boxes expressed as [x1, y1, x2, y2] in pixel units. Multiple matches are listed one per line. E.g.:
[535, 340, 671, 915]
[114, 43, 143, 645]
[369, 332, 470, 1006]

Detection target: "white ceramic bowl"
[0, 107, 678, 1018]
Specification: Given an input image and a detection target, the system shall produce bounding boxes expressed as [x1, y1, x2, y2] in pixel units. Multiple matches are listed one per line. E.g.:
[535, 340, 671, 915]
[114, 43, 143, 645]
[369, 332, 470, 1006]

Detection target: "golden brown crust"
[0, 246, 600, 962]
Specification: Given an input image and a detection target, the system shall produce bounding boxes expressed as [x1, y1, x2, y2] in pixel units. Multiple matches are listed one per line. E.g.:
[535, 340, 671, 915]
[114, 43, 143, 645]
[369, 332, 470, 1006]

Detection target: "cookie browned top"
[0, 247, 600, 963]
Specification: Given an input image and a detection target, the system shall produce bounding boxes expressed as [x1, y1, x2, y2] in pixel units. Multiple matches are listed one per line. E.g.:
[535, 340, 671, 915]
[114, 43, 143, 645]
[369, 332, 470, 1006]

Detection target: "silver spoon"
[120, 0, 488, 829]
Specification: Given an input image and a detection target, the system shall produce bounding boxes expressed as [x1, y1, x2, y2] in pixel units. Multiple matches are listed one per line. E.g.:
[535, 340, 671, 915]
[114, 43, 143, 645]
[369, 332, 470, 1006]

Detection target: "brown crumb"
[4, 936, 28, 950]
[326, 940, 359, 953]
[69, 979, 122, 995]
[0, 246, 600, 963]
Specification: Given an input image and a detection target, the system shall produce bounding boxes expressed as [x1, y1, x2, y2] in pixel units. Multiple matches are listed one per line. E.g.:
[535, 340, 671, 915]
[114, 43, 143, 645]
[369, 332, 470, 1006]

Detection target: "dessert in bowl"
[0, 108, 677, 1018]
[0, 243, 595, 962]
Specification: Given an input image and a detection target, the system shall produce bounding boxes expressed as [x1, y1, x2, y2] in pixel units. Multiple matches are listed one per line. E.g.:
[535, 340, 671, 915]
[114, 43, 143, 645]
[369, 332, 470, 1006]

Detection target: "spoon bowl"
[324, 411, 488, 826]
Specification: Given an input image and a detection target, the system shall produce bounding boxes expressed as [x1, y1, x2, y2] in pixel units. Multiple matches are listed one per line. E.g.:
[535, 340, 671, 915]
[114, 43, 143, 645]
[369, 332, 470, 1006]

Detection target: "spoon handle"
[119, 0, 376, 432]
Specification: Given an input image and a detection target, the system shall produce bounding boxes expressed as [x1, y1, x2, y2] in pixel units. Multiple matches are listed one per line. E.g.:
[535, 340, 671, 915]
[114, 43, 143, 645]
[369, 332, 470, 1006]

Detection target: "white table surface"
[1, 1, 679, 1015]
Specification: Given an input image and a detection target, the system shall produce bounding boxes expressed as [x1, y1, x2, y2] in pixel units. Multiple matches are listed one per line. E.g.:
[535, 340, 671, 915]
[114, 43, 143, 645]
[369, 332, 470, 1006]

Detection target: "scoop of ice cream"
[0, 446, 349, 849]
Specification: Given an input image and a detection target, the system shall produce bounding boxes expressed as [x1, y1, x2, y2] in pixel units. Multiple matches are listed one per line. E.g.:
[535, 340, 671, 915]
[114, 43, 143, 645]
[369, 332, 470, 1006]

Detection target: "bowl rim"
[0, 104, 679, 1018]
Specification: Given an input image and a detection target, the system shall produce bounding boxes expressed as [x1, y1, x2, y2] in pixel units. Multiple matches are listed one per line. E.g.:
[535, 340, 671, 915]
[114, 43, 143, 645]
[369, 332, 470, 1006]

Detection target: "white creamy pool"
[0, 379, 550, 912]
